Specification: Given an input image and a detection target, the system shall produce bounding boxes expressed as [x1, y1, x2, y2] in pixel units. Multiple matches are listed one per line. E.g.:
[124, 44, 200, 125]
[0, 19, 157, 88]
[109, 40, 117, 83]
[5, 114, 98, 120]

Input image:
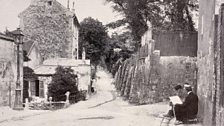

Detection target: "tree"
[79, 17, 109, 67]
[105, 0, 198, 50]
[104, 32, 134, 74]
[162, 0, 198, 31]
[105, 0, 163, 50]
[48, 66, 80, 103]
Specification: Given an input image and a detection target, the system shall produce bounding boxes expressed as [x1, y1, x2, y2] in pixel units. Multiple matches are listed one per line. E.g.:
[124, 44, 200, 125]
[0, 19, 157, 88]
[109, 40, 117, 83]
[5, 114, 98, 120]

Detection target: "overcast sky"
[0, 0, 120, 32]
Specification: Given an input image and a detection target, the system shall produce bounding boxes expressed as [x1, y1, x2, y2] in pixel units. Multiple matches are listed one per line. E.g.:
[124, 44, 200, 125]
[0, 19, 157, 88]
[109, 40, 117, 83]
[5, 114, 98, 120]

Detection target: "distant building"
[17, 0, 90, 102]
[0, 33, 23, 107]
[22, 41, 42, 102]
[19, 0, 79, 60]
[34, 58, 91, 99]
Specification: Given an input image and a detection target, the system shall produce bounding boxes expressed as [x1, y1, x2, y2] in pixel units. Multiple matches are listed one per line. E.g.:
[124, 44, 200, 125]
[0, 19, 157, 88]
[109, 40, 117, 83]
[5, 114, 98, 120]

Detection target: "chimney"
[72, 1, 75, 12]
[82, 47, 86, 60]
[67, 0, 70, 10]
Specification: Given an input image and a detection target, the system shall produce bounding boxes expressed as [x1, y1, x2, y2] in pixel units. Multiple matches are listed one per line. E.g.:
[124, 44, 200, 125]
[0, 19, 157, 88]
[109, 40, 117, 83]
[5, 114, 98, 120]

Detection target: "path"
[0, 70, 202, 126]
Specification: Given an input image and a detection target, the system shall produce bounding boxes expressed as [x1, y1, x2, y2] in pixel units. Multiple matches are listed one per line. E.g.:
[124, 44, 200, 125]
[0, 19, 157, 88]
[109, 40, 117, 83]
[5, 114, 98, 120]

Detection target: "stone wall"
[153, 31, 197, 57]
[215, 4, 224, 126]
[0, 36, 23, 107]
[159, 56, 197, 98]
[114, 40, 197, 104]
[197, 0, 217, 125]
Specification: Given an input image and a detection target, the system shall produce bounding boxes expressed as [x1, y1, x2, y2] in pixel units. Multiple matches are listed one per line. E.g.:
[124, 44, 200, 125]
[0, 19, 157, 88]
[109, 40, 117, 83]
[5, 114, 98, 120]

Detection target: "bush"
[48, 66, 81, 103]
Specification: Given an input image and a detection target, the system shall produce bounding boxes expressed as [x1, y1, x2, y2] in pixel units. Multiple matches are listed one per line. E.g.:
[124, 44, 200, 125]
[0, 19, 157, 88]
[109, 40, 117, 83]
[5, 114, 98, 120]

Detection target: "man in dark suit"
[163, 84, 184, 118]
[174, 84, 198, 124]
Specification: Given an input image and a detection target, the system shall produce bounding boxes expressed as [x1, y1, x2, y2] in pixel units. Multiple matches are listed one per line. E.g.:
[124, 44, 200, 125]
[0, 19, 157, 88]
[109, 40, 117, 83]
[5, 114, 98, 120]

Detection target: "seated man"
[174, 84, 198, 124]
[164, 84, 184, 118]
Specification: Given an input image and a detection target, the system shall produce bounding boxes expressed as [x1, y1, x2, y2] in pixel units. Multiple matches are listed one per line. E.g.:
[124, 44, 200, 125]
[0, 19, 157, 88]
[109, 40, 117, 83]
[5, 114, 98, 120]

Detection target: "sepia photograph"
[0, 0, 222, 126]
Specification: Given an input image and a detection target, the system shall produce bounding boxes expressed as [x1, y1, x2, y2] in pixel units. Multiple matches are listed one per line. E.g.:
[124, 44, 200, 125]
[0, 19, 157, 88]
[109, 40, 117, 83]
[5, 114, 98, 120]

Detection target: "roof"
[23, 41, 35, 54]
[34, 65, 57, 75]
[0, 32, 14, 42]
[73, 14, 80, 28]
[43, 58, 90, 66]
[34, 58, 90, 75]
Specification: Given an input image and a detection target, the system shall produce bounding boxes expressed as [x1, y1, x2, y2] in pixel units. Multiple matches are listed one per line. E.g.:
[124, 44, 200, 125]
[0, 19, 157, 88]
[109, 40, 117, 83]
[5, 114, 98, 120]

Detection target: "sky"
[0, 0, 120, 32]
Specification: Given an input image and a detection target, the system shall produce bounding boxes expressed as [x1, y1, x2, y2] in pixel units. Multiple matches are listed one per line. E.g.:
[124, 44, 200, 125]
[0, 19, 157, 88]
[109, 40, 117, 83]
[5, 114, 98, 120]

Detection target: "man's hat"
[184, 84, 192, 91]
[174, 85, 182, 90]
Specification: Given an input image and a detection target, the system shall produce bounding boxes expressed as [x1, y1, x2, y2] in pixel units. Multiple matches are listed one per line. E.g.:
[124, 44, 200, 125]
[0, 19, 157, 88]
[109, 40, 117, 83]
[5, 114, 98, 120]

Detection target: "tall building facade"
[19, 0, 79, 60]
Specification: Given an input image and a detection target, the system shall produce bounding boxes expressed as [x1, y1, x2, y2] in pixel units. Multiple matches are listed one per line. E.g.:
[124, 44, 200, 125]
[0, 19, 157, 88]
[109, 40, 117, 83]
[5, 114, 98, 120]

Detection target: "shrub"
[48, 66, 81, 103]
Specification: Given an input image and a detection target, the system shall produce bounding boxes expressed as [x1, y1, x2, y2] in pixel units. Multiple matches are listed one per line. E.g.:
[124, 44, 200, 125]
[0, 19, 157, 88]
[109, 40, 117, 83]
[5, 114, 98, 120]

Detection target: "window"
[35, 80, 39, 97]
[48, 1, 52, 6]
[39, 81, 45, 98]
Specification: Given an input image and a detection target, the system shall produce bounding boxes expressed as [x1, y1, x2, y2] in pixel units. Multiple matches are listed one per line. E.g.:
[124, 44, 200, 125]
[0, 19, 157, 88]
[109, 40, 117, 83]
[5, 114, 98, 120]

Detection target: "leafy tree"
[105, 0, 163, 50]
[105, 0, 198, 50]
[162, 0, 198, 31]
[79, 17, 109, 67]
[48, 66, 80, 103]
[104, 32, 134, 74]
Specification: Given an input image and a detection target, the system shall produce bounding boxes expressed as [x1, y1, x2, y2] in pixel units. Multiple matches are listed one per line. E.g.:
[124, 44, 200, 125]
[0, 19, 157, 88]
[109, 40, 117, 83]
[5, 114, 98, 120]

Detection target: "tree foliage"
[104, 32, 134, 74]
[163, 0, 198, 31]
[79, 17, 109, 66]
[105, 0, 198, 50]
[48, 66, 80, 103]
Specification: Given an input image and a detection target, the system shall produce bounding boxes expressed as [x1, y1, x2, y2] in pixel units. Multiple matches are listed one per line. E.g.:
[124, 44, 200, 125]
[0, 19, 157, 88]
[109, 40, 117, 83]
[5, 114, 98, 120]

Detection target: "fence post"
[64, 91, 70, 108]
[49, 97, 52, 110]
[25, 98, 29, 110]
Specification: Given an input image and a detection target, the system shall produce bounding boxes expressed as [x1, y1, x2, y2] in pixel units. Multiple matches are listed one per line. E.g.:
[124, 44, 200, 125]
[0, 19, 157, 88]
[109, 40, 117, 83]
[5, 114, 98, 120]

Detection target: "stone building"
[19, 0, 79, 60]
[17, 0, 90, 102]
[0, 33, 23, 107]
[23, 41, 42, 102]
[34, 58, 91, 100]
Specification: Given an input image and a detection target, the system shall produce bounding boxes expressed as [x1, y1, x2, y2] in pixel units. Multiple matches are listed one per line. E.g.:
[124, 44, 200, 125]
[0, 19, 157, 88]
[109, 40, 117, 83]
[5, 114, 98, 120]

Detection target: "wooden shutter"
[39, 81, 44, 98]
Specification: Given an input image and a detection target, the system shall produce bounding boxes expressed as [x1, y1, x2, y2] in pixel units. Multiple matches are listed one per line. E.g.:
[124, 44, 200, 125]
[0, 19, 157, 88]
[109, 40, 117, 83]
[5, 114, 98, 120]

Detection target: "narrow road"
[0, 70, 201, 126]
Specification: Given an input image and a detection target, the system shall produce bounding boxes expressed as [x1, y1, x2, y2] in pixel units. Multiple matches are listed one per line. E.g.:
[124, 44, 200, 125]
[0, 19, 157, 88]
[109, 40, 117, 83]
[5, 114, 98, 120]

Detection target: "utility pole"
[12, 28, 24, 110]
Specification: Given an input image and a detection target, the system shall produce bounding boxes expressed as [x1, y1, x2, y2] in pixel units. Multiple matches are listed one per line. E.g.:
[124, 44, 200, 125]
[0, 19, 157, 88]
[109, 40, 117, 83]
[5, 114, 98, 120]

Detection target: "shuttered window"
[39, 81, 45, 98]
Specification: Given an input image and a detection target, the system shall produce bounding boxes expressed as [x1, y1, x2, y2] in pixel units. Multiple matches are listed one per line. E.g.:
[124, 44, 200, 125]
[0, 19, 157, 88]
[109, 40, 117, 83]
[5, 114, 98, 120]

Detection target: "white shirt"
[187, 91, 192, 95]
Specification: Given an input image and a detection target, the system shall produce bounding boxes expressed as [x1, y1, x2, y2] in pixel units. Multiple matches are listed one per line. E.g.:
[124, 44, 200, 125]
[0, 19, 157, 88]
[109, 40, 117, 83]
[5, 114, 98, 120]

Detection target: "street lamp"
[12, 28, 24, 110]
